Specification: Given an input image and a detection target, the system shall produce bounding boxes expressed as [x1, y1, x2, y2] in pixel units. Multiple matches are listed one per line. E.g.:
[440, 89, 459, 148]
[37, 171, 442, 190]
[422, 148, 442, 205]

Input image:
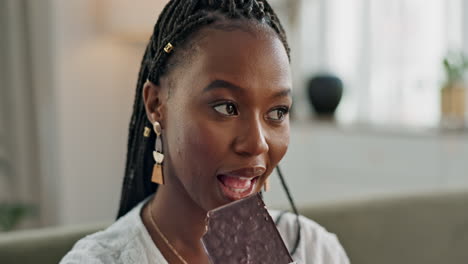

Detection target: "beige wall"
[51, 0, 168, 225]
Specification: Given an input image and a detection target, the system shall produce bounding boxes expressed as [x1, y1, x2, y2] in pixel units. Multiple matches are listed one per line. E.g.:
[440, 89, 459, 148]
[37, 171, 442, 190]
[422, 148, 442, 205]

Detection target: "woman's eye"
[213, 102, 239, 116]
[266, 107, 289, 121]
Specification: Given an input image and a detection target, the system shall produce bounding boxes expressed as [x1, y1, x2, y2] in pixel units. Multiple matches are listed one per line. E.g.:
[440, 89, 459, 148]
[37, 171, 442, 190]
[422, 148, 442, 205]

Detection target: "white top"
[60, 197, 350, 264]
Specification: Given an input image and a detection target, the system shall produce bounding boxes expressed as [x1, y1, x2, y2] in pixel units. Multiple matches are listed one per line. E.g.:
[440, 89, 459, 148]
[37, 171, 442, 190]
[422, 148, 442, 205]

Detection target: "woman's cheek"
[269, 125, 290, 163]
[182, 120, 227, 178]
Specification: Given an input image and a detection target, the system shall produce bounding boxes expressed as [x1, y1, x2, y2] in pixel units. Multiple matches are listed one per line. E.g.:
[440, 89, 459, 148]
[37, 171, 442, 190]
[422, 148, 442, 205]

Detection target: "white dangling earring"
[151, 121, 165, 185]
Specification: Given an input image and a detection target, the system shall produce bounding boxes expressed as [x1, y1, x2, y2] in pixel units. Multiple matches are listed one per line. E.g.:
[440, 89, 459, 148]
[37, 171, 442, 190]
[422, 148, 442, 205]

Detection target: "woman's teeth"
[218, 174, 259, 199]
[219, 175, 252, 188]
[228, 186, 250, 193]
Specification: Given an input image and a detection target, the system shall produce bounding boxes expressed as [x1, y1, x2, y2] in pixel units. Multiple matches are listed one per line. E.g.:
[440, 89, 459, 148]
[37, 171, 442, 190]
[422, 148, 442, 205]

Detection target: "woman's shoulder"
[60, 203, 158, 264]
[269, 210, 350, 264]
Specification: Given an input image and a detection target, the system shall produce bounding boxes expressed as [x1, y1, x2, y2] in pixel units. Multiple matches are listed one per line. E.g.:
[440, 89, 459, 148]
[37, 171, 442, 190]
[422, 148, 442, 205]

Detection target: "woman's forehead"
[184, 26, 291, 90]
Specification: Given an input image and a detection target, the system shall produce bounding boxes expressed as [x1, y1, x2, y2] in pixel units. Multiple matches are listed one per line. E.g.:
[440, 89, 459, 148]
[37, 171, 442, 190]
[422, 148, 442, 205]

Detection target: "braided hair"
[117, 0, 301, 255]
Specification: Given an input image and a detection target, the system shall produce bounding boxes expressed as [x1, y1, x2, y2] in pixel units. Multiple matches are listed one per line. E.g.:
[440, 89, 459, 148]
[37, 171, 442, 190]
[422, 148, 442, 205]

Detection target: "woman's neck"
[147, 178, 210, 262]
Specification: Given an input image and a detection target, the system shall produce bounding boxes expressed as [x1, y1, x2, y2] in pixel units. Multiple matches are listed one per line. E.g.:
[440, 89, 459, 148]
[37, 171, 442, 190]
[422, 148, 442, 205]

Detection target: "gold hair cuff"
[164, 43, 174, 53]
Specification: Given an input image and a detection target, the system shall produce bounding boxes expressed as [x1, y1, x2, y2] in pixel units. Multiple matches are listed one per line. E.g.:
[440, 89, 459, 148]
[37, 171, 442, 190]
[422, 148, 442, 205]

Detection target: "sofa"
[309, 190, 468, 264]
[1, 190, 467, 264]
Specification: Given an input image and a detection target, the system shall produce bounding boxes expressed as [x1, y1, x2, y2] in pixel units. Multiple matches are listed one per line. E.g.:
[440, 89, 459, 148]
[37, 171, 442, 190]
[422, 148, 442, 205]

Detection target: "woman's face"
[145, 23, 292, 211]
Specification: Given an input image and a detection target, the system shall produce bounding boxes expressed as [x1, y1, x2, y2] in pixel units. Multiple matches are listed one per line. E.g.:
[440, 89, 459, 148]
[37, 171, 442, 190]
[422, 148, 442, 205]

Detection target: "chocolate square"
[201, 194, 295, 264]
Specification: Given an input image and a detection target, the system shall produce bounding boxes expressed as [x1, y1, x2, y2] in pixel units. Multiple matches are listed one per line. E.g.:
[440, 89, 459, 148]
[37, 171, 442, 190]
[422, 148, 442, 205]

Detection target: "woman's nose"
[233, 117, 269, 157]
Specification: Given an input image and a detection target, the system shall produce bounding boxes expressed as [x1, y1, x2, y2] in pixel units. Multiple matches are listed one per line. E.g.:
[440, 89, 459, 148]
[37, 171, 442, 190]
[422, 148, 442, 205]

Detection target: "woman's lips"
[217, 175, 260, 201]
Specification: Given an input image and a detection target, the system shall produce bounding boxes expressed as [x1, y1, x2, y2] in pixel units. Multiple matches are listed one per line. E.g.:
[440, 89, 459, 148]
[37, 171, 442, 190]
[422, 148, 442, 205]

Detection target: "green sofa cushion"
[301, 190, 468, 264]
[0, 222, 107, 264]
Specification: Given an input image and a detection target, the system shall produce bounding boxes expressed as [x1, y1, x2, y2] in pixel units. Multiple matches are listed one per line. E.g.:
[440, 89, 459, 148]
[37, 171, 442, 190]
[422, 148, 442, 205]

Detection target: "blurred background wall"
[1, 0, 468, 230]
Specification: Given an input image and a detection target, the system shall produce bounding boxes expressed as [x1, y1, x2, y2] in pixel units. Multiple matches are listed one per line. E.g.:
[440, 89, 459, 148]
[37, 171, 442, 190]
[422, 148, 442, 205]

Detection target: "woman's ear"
[142, 80, 166, 125]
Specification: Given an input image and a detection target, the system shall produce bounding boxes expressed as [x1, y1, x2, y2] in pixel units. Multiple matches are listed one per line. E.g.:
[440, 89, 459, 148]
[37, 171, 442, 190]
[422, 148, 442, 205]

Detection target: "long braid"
[117, 0, 301, 256]
[276, 165, 301, 255]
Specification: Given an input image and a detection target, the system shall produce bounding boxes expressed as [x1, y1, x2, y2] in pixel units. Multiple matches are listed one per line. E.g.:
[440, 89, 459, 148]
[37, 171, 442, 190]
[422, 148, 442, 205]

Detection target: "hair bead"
[143, 127, 151, 137]
[164, 43, 174, 53]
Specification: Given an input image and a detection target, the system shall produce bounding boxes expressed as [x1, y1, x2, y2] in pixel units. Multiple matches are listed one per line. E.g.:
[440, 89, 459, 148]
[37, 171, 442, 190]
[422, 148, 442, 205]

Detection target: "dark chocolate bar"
[201, 194, 295, 264]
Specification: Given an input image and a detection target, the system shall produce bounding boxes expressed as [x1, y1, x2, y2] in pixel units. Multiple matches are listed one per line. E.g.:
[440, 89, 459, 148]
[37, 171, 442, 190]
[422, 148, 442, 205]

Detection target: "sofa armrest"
[0, 222, 108, 264]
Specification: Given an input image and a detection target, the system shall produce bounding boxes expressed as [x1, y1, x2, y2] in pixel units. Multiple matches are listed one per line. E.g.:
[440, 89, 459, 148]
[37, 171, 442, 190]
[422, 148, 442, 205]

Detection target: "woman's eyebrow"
[272, 88, 291, 99]
[203, 79, 242, 93]
[203, 80, 292, 99]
